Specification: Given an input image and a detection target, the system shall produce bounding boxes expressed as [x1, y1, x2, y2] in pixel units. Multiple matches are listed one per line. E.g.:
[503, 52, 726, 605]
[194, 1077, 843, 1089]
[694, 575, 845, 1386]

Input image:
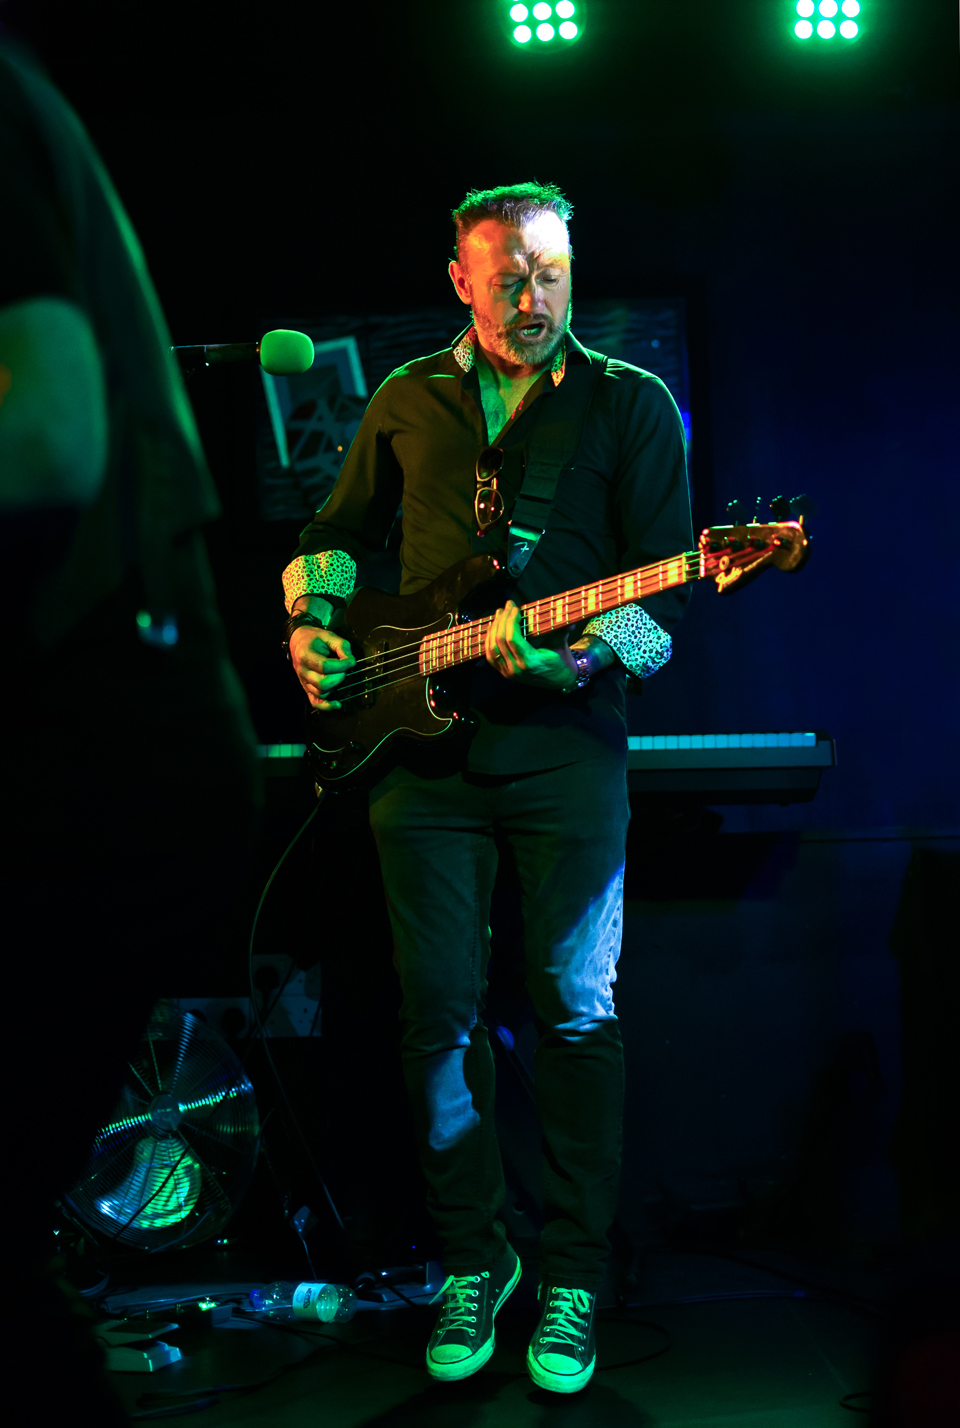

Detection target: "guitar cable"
[243, 787, 347, 1237]
[65, 791, 338, 1265]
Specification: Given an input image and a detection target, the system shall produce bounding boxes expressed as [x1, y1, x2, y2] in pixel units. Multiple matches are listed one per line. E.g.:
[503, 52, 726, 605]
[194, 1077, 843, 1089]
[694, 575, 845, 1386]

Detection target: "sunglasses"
[475, 446, 505, 536]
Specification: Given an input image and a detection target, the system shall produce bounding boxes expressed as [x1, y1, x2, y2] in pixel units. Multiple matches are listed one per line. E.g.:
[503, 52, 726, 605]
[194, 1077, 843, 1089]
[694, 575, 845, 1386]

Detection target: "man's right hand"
[289, 625, 356, 710]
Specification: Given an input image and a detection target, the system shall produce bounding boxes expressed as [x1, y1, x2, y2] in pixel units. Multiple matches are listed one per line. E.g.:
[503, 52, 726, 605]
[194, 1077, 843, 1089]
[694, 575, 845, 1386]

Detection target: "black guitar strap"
[505, 351, 609, 578]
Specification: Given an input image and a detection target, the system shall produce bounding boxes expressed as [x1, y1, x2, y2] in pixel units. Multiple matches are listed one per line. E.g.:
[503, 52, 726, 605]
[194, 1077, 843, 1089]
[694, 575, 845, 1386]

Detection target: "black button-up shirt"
[288, 324, 694, 773]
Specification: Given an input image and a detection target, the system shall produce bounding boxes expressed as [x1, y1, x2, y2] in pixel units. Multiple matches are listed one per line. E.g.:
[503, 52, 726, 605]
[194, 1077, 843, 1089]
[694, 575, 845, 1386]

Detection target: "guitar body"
[305, 553, 503, 786]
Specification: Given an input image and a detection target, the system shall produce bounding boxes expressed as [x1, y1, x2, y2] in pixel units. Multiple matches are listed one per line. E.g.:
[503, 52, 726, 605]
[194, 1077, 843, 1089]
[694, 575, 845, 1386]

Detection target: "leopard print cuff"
[282, 551, 357, 614]
[584, 603, 672, 680]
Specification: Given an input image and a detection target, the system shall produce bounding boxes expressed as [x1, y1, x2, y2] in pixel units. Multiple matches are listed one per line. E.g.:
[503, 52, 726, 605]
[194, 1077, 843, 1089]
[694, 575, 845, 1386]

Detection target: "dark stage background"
[7, 0, 958, 1270]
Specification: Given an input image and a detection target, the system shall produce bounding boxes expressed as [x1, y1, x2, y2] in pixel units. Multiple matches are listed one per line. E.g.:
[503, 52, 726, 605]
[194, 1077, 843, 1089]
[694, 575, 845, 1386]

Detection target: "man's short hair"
[451, 181, 573, 264]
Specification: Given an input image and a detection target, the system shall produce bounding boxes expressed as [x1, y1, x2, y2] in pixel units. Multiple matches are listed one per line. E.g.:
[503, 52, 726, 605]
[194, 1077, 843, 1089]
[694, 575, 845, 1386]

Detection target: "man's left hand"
[484, 600, 578, 690]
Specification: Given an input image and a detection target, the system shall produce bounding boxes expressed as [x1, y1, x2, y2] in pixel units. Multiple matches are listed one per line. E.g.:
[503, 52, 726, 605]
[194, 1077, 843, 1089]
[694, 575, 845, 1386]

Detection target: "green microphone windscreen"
[259, 329, 315, 375]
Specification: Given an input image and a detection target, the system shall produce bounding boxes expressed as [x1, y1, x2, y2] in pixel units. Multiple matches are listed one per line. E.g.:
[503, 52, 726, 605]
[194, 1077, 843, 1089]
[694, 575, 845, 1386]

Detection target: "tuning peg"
[788, 493, 817, 519]
[769, 495, 791, 521]
[726, 498, 746, 524]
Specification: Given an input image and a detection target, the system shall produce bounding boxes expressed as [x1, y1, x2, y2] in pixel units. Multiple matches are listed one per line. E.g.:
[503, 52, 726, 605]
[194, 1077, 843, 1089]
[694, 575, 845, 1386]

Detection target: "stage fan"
[63, 1001, 260, 1252]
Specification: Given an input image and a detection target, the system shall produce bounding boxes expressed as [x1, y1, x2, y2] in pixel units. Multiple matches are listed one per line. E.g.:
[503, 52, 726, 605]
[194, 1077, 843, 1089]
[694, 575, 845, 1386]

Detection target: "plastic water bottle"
[248, 1281, 357, 1323]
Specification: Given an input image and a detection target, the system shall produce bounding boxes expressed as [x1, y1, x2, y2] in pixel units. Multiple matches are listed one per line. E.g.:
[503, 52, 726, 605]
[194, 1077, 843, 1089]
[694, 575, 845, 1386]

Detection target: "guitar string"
[323, 554, 703, 699]
[302, 532, 775, 689]
[306, 537, 787, 711]
[324, 557, 704, 702]
[324, 556, 705, 705]
[317, 551, 699, 680]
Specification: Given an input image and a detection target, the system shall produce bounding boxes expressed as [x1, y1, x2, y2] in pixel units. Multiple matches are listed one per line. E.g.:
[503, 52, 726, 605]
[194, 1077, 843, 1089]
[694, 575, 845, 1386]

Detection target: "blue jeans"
[368, 750, 629, 1290]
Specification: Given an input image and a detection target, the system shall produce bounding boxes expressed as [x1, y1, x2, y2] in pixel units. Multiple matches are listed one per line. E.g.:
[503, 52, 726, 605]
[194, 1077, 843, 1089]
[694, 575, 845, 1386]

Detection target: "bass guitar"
[304, 516, 810, 787]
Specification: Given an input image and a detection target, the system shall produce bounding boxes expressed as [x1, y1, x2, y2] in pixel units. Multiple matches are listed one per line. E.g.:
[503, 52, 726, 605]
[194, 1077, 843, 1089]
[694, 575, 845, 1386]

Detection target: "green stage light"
[792, 0, 863, 41]
[504, 0, 582, 48]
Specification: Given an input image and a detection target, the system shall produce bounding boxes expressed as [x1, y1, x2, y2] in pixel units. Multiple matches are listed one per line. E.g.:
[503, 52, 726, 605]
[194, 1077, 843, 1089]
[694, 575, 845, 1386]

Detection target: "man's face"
[449, 212, 572, 371]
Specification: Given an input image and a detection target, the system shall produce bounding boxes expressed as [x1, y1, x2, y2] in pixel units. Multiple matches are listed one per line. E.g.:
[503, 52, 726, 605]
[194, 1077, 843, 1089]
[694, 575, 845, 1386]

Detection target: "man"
[283, 183, 693, 1394]
[0, 30, 259, 1423]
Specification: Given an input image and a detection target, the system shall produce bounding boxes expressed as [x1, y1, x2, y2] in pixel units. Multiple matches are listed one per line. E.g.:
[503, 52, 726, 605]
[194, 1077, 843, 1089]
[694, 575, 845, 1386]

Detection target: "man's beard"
[473, 298, 572, 369]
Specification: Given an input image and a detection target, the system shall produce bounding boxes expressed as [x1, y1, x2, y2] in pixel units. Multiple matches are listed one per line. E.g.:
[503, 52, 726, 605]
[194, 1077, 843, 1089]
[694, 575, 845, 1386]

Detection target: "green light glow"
[97, 1085, 243, 1142]
[555, 0, 575, 14]
[796, 0, 814, 13]
[135, 610, 151, 629]
[509, 2, 528, 18]
[819, 0, 838, 14]
[179, 1086, 244, 1113]
[532, 1, 552, 17]
[536, 21, 555, 40]
[559, 20, 577, 38]
[817, 18, 836, 36]
[795, 19, 813, 36]
[97, 1137, 201, 1230]
[98, 1113, 151, 1141]
[839, 18, 858, 35]
[841, 0, 859, 13]
[513, 23, 532, 42]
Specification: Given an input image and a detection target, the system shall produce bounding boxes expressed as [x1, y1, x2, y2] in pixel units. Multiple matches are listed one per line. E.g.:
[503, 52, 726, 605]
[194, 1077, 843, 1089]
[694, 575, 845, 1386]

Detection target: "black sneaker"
[526, 1284, 597, 1393]
[425, 1246, 522, 1382]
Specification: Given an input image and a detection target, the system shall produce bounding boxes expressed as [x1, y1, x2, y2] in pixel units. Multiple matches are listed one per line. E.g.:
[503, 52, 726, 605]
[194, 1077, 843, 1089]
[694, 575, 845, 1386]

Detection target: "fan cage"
[65, 1002, 260, 1252]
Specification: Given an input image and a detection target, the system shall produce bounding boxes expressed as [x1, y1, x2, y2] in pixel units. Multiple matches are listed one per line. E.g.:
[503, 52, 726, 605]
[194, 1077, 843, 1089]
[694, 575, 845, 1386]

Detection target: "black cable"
[243, 790, 346, 1237]
[63, 804, 324, 1267]
[123, 1278, 885, 1420]
[661, 1243, 886, 1316]
[840, 1390, 875, 1414]
[130, 1318, 336, 1419]
[241, 798, 324, 1067]
[617, 1288, 881, 1318]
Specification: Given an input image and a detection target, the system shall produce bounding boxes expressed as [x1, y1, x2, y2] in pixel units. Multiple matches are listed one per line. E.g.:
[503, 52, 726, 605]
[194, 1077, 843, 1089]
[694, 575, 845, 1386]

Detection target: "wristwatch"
[564, 650, 592, 693]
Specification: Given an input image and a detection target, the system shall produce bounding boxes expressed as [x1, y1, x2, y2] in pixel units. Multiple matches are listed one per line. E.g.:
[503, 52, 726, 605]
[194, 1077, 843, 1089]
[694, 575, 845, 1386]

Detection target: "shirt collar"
[452, 323, 573, 386]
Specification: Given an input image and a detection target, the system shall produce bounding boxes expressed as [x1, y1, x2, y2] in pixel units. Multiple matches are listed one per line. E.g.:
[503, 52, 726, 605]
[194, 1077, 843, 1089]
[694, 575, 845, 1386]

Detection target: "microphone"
[170, 329, 315, 376]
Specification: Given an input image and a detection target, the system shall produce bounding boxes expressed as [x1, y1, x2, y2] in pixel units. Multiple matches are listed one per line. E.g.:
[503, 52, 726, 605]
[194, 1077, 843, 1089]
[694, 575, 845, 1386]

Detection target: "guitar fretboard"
[419, 549, 704, 675]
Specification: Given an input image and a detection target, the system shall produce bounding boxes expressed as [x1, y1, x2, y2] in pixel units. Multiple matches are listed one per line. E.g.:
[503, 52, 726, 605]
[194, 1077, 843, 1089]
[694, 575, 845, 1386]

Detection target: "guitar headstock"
[699, 509, 811, 594]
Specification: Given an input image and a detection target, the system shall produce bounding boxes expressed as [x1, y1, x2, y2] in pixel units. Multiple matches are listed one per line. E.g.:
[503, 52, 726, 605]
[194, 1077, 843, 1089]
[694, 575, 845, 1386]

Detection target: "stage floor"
[90, 1241, 889, 1426]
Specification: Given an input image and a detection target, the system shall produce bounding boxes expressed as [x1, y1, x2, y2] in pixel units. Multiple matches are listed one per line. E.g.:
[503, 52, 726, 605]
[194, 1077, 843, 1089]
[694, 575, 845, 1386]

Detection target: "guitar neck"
[421, 548, 704, 674]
